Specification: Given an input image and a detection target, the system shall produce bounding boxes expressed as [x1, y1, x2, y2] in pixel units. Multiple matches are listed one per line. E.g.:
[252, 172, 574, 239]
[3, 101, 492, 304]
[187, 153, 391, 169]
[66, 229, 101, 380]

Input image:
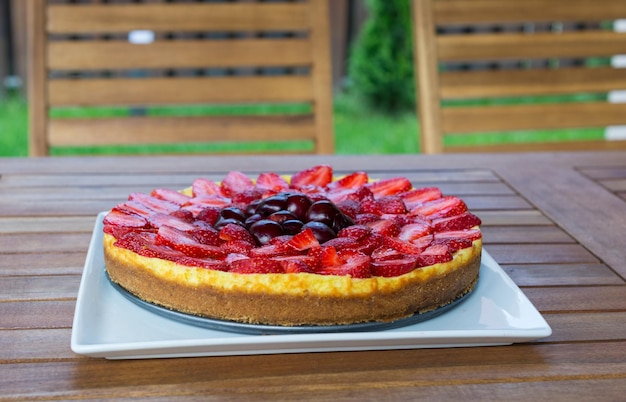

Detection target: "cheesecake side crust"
[104, 233, 481, 326]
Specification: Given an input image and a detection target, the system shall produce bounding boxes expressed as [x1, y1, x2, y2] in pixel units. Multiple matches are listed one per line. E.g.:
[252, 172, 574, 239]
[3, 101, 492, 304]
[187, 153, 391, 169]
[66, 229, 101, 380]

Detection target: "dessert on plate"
[103, 165, 482, 326]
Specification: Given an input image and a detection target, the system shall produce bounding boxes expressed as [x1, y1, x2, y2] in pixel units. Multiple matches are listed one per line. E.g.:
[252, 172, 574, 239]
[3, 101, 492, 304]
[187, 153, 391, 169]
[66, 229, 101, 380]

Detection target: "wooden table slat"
[1, 152, 625, 399]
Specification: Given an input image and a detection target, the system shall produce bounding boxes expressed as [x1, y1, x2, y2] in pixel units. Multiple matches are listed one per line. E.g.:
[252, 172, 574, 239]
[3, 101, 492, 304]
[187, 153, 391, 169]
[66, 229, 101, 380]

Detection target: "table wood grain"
[1, 152, 625, 400]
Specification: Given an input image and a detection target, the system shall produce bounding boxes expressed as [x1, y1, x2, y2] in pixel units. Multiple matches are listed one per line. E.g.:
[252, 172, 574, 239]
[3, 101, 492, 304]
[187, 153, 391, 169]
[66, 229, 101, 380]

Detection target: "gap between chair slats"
[48, 76, 313, 107]
[48, 115, 316, 146]
[439, 67, 626, 99]
[48, 39, 313, 70]
[441, 102, 626, 133]
[433, 0, 626, 25]
[47, 3, 310, 34]
[437, 31, 626, 62]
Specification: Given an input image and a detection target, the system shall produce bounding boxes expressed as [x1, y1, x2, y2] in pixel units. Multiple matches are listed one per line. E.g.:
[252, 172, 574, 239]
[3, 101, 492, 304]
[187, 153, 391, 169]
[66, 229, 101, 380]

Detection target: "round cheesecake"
[103, 165, 482, 326]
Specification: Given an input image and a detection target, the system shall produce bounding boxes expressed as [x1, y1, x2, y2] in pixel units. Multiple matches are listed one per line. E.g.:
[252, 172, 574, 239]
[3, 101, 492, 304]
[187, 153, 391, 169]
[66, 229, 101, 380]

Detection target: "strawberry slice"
[173, 256, 228, 271]
[416, 244, 453, 267]
[321, 237, 359, 250]
[255, 172, 289, 192]
[183, 194, 231, 209]
[128, 192, 180, 214]
[156, 225, 227, 259]
[367, 219, 402, 237]
[221, 170, 254, 197]
[219, 223, 256, 245]
[382, 236, 423, 255]
[400, 187, 443, 207]
[192, 178, 222, 197]
[221, 240, 254, 255]
[290, 165, 333, 188]
[150, 188, 191, 206]
[103, 209, 148, 229]
[195, 207, 221, 225]
[189, 226, 221, 246]
[410, 196, 467, 219]
[354, 233, 384, 255]
[337, 224, 372, 240]
[432, 212, 482, 232]
[326, 171, 369, 191]
[366, 177, 412, 198]
[113, 200, 154, 218]
[318, 248, 371, 278]
[113, 231, 156, 253]
[229, 257, 284, 274]
[370, 256, 419, 277]
[435, 229, 482, 242]
[283, 228, 320, 251]
[147, 213, 197, 231]
[398, 221, 432, 242]
[433, 229, 481, 252]
[371, 246, 405, 261]
[375, 196, 407, 214]
[411, 234, 433, 250]
[273, 255, 318, 273]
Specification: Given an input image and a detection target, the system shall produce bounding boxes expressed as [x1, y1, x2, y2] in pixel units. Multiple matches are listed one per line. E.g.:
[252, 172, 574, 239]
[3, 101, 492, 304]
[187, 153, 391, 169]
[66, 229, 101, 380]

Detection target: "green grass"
[0, 93, 421, 156]
[0, 91, 610, 157]
[0, 95, 28, 157]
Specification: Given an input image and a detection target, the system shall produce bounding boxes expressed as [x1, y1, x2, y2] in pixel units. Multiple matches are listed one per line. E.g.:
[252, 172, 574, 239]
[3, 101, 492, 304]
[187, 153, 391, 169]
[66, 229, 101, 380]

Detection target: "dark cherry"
[214, 217, 246, 230]
[220, 207, 246, 222]
[303, 221, 336, 243]
[285, 194, 313, 220]
[267, 210, 298, 224]
[256, 194, 289, 216]
[245, 199, 263, 217]
[244, 213, 263, 227]
[249, 219, 284, 245]
[282, 219, 304, 235]
[332, 213, 354, 233]
[306, 200, 341, 226]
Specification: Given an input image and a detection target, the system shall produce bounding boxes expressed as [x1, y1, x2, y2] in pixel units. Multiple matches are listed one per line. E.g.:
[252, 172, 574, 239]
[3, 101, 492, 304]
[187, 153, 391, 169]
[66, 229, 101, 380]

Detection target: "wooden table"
[2, 152, 625, 400]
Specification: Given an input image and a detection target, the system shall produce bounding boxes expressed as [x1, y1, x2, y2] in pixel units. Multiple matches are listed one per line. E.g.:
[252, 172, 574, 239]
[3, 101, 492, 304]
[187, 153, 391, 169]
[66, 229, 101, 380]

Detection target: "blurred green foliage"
[348, 0, 415, 113]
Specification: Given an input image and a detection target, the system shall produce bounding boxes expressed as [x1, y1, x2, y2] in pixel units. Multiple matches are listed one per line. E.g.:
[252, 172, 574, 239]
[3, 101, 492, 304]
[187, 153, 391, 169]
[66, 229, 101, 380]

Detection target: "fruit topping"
[103, 165, 481, 277]
[290, 164, 333, 188]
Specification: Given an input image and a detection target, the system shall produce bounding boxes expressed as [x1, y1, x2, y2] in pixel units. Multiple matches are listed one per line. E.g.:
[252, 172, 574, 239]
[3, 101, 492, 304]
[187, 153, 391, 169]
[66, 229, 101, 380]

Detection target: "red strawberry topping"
[128, 192, 180, 214]
[400, 187, 443, 207]
[256, 172, 290, 192]
[432, 212, 482, 232]
[290, 165, 333, 188]
[218, 223, 256, 245]
[416, 244, 453, 267]
[104, 166, 482, 278]
[397, 221, 432, 242]
[326, 171, 369, 191]
[283, 228, 320, 251]
[151, 188, 191, 206]
[367, 177, 413, 198]
[192, 178, 222, 197]
[410, 196, 467, 219]
[370, 256, 419, 277]
[229, 257, 284, 274]
[156, 225, 227, 259]
[221, 170, 254, 197]
[317, 248, 372, 278]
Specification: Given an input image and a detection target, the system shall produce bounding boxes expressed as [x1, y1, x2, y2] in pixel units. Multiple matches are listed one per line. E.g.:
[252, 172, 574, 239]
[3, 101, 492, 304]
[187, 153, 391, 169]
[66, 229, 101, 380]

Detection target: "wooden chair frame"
[27, 0, 335, 156]
[412, 0, 626, 153]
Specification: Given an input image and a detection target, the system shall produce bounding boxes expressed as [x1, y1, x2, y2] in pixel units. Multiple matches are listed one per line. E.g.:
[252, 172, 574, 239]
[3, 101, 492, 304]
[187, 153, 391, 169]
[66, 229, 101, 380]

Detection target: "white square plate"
[71, 212, 551, 359]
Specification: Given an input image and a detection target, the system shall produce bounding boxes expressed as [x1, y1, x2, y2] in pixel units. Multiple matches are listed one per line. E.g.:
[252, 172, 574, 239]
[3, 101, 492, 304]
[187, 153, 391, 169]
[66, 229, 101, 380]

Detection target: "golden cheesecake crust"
[104, 233, 481, 326]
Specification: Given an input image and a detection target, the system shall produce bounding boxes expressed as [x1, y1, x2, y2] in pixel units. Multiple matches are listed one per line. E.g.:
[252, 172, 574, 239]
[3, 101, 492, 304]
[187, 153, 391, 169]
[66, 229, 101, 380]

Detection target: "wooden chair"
[411, 0, 626, 153]
[26, 0, 334, 156]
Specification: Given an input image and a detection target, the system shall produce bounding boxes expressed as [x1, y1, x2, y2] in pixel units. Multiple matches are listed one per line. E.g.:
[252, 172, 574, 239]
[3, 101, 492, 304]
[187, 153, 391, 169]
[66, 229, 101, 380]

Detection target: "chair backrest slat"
[412, 0, 626, 153]
[28, 0, 334, 156]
